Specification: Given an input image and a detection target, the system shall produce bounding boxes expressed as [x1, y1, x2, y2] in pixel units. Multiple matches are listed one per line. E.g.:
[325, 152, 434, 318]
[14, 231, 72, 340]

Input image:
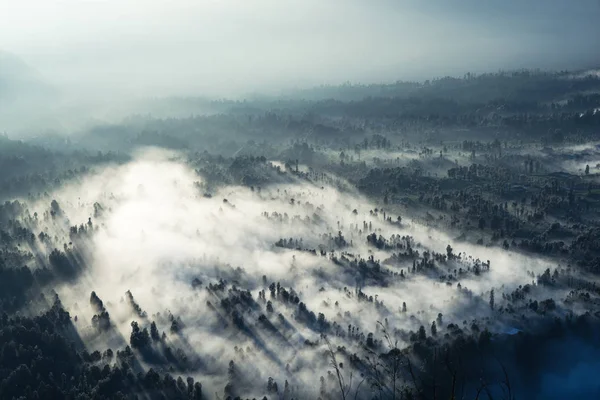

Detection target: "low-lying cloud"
[17, 147, 568, 396]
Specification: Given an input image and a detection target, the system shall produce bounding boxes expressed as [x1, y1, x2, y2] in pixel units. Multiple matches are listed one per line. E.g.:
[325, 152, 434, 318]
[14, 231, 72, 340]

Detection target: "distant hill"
[0, 51, 63, 133]
[0, 51, 55, 103]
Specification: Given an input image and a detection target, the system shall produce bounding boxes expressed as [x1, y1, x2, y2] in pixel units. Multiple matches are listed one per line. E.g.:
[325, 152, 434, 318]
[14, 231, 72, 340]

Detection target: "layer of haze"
[2, 0, 599, 98]
[20, 147, 563, 395]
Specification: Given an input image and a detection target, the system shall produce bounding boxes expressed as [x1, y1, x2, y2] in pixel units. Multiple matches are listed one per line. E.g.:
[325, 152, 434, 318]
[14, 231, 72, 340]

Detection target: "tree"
[50, 199, 61, 214]
[90, 291, 104, 313]
[130, 321, 150, 349]
[267, 377, 276, 392]
[170, 319, 180, 334]
[150, 321, 160, 341]
[586, 164, 590, 175]
[318, 312, 326, 330]
[49, 249, 78, 278]
[489, 289, 495, 311]
[478, 217, 486, 230]
[446, 244, 453, 258]
[323, 336, 351, 400]
[193, 382, 202, 399]
[418, 325, 427, 341]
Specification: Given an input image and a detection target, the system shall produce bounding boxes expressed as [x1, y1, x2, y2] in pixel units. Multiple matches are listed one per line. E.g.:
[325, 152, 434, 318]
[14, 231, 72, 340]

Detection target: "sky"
[1, 0, 599, 97]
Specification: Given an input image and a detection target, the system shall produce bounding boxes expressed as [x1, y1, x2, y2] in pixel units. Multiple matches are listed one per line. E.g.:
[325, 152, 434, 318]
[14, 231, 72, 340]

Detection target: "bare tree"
[323, 335, 353, 400]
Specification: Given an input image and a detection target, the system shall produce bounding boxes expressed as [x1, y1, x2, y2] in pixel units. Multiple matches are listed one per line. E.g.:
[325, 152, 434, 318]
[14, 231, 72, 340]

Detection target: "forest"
[1, 67, 600, 400]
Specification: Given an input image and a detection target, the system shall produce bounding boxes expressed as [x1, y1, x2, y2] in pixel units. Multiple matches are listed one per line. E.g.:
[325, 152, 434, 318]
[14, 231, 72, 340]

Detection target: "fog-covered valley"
[2, 1, 600, 399]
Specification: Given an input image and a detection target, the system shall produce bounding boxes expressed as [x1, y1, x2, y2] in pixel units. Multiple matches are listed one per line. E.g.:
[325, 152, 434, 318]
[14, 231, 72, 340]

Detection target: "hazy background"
[1, 0, 599, 98]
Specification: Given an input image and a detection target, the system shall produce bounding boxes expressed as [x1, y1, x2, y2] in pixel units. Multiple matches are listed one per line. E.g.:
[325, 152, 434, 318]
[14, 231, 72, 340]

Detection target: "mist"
[2, 0, 599, 99]
[8, 147, 569, 397]
[1, 2, 600, 399]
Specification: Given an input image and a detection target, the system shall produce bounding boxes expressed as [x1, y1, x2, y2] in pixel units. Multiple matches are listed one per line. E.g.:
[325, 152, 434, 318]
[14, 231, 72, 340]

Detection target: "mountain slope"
[0, 51, 54, 102]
